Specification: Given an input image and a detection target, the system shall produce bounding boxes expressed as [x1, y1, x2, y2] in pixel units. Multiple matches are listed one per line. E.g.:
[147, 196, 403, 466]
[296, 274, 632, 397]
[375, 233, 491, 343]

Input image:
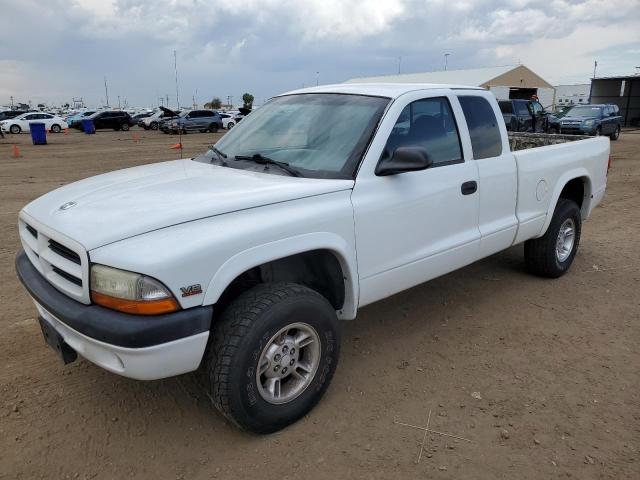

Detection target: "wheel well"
[216, 250, 346, 313]
[559, 177, 586, 209]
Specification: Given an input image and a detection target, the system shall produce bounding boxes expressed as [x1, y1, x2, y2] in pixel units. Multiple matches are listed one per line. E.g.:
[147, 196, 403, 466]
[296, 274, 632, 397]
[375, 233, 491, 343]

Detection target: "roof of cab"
[280, 83, 484, 99]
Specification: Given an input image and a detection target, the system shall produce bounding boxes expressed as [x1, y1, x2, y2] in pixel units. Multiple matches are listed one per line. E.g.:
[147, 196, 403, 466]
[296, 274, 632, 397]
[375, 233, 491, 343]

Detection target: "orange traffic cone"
[170, 143, 182, 150]
[64, 128, 69, 135]
[132, 132, 140, 142]
[12, 144, 21, 158]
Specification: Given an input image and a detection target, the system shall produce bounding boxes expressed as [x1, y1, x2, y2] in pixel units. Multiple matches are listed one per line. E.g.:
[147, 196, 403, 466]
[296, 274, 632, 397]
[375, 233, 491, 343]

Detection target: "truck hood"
[22, 159, 354, 250]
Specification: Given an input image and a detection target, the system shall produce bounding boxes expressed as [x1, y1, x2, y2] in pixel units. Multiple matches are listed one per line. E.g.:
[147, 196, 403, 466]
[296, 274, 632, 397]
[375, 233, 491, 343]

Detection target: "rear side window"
[514, 101, 530, 116]
[498, 101, 513, 114]
[383, 97, 463, 166]
[458, 96, 503, 159]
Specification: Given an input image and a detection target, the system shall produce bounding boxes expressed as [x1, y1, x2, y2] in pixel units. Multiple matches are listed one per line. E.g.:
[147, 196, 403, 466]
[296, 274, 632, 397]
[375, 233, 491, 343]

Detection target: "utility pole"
[593, 60, 598, 79]
[173, 50, 180, 110]
[10, 96, 14, 107]
[166, 94, 170, 108]
[104, 76, 110, 107]
[118, 95, 121, 109]
[316, 71, 320, 86]
[398, 56, 402, 74]
[444, 53, 450, 71]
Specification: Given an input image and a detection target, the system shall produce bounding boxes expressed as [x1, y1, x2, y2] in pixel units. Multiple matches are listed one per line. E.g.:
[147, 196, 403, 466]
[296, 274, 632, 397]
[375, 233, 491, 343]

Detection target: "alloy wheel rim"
[556, 218, 575, 262]
[256, 322, 321, 405]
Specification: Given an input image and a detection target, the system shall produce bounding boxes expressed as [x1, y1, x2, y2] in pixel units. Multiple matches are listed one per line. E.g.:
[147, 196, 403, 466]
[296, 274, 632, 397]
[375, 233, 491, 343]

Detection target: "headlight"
[90, 264, 179, 315]
[583, 120, 595, 127]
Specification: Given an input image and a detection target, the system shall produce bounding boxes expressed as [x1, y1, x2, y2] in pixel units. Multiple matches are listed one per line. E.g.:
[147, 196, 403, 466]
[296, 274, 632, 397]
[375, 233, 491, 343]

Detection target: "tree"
[242, 93, 254, 109]
[204, 97, 222, 109]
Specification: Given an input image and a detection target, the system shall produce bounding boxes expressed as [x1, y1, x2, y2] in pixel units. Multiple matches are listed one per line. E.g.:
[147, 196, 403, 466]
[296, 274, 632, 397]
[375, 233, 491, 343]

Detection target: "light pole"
[398, 56, 402, 74]
[316, 71, 319, 86]
[444, 53, 450, 71]
[104, 76, 110, 107]
[593, 60, 598, 79]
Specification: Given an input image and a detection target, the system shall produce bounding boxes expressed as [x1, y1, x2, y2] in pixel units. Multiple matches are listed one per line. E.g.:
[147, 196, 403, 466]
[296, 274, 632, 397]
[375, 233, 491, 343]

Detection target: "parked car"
[0, 110, 29, 122]
[71, 111, 135, 131]
[66, 111, 97, 128]
[0, 112, 68, 134]
[219, 112, 236, 129]
[140, 107, 180, 130]
[15, 84, 609, 434]
[132, 112, 152, 122]
[550, 104, 622, 140]
[164, 109, 223, 134]
[498, 99, 548, 133]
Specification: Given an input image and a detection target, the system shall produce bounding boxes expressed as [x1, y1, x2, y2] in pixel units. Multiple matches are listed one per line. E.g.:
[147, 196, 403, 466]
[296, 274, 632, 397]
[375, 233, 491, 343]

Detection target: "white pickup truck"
[16, 83, 609, 433]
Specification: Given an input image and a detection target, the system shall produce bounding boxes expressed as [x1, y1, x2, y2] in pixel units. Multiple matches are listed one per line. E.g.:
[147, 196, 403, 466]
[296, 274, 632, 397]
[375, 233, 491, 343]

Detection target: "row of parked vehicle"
[498, 99, 622, 140]
[0, 106, 248, 135]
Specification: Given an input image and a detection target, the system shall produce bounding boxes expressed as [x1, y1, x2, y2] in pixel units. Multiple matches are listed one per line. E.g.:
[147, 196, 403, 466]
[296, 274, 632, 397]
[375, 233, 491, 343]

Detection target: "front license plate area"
[38, 316, 77, 364]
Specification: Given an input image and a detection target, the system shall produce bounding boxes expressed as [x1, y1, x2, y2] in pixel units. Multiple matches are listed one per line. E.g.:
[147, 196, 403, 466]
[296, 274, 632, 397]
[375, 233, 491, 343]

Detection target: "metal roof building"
[590, 75, 640, 127]
[346, 64, 556, 108]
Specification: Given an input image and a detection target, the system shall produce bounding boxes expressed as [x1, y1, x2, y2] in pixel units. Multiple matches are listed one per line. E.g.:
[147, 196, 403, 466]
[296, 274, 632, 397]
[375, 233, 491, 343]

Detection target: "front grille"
[48, 239, 81, 265]
[19, 217, 89, 304]
[51, 266, 83, 286]
[25, 224, 38, 238]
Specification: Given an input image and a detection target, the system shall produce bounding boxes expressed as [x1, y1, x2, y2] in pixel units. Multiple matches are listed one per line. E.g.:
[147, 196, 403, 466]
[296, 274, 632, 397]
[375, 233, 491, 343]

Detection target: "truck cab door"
[351, 92, 481, 307]
[456, 94, 518, 257]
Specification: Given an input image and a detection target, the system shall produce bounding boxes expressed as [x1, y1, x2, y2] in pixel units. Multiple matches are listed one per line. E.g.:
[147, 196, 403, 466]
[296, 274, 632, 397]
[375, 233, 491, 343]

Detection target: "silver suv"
[164, 110, 223, 134]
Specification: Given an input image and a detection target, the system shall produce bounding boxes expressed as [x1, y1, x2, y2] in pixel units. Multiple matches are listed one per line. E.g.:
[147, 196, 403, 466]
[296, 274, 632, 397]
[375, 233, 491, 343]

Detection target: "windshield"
[204, 93, 390, 179]
[566, 106, 602, 118]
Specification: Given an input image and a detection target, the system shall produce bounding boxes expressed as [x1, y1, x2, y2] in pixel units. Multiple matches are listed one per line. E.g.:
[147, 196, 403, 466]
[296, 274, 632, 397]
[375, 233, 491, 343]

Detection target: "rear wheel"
[524, 199, 581, 278]
[150, 122, 159, 130]
[203, 283, 340, 434]
[227, 122, 235, 130]
[121, 123, 130, 131]
[10, 124, 21, 134]
[50, 124, 61, 133]
[610, 125, 620, 141]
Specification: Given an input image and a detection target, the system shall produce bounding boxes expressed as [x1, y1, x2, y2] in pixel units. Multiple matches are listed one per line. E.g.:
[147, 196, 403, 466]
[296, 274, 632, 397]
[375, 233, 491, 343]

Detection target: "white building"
[346, 64, 556, 109]
[554, 84, 590, 107]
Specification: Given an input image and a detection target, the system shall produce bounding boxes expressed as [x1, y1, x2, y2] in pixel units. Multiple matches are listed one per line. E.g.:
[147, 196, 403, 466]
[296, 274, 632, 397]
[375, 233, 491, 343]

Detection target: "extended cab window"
[383, 97, 462, 166]
[458, 96, 503, 159]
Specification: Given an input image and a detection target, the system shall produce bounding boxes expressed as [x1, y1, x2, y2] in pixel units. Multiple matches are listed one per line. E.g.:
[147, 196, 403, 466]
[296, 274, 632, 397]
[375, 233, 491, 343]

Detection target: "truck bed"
[508, 132, 588, 151]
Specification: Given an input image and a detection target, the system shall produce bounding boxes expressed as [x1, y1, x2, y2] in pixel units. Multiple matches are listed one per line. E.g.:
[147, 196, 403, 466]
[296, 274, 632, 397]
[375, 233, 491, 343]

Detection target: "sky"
[1, 0, 639, 108]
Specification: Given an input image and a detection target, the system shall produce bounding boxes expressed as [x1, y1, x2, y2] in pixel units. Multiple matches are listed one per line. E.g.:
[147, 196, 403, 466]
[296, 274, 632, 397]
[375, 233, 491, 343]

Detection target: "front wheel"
[203, 283, 340, 434]
[227, 122, 235, 130]
[208, 123, 219, 133]
[121, 123, 130, 131]
[524, 199, 581, 278]
[610, 125, 620, 141]
[10, 124, 21, 134]
[50, 124, 61, 133]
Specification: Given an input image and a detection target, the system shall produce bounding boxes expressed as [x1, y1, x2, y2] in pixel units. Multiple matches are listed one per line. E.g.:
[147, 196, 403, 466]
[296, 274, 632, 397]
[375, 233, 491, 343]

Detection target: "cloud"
[1, 0, 638, 107]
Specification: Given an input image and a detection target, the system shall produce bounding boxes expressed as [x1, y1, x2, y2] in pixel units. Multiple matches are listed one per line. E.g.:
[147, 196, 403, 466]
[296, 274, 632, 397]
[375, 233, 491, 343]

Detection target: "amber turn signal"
[91, 291, 180, 315]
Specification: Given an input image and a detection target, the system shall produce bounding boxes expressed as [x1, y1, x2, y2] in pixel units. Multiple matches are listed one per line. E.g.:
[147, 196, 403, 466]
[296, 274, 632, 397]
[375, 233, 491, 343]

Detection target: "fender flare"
[539, 169, 592, 236]
[202, 232, 359, 319]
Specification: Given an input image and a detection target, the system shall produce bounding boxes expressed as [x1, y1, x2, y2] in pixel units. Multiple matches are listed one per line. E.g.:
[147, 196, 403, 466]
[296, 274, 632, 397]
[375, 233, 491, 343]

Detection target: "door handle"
[461, 181, 477, 195]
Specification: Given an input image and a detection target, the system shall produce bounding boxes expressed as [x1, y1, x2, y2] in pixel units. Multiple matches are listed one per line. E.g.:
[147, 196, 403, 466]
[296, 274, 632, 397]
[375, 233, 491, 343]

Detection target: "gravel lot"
[0, 128, 638, 479]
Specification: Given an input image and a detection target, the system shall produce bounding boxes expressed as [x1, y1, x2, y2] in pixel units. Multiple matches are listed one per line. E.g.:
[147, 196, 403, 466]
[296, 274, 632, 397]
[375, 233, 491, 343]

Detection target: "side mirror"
[375, 146, 433, 176]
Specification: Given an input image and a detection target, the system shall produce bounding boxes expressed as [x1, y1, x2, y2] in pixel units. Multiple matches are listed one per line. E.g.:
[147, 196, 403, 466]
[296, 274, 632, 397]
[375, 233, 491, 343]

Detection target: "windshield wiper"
[209, 146, 227, 159]
[234, 153, 301, 177]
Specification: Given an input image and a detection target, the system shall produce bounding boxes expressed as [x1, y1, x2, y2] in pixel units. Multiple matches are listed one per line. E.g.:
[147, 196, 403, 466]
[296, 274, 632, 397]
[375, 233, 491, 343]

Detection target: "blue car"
[550, 104, 622, 140]
[66, 111, 96, 127]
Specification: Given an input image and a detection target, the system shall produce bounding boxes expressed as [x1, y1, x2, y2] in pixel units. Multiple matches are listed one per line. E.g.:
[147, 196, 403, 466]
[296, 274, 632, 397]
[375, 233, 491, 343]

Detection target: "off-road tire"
[203, 282, 340, 434]
[524, 198, 581, 278]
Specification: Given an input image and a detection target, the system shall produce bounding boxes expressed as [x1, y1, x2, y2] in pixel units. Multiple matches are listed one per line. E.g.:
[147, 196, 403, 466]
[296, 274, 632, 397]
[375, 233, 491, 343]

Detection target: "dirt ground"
[0, 128, 638, 480]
